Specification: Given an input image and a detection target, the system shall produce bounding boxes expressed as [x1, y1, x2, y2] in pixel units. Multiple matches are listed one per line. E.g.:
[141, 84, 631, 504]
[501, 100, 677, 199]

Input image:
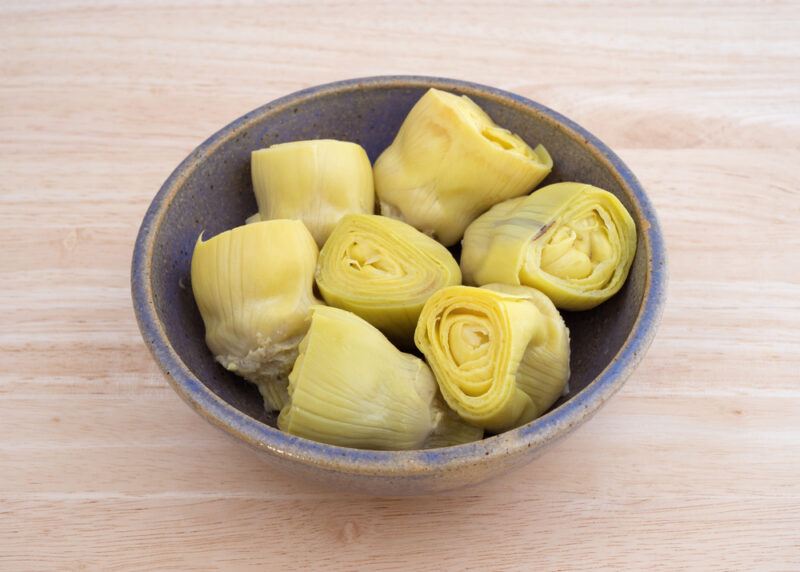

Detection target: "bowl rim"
[132, 75, 667, 476]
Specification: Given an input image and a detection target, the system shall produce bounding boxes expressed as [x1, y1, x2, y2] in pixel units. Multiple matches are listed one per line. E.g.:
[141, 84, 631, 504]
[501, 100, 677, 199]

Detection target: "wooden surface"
[2, 1, 799, 570]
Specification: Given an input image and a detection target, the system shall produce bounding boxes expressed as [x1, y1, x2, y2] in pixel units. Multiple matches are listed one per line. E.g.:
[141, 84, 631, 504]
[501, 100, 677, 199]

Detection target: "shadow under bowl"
[132, 76, 667, 495]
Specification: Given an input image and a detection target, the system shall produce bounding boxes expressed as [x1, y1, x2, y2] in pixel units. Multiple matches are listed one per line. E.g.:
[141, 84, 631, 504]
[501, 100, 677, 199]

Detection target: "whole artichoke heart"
[316, 213, 461, 348]
[278, 305, 483, 450]
[461, 182, 637, 310]
[415, 284, 570, 433]
[251, 139, 375, 246]
[374, 88, 553, 246]
[190, 219, 320, 411]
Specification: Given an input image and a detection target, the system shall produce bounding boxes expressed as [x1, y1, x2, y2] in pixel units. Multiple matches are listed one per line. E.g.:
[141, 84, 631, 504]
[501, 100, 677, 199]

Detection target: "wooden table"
[3, 1, 799, 569]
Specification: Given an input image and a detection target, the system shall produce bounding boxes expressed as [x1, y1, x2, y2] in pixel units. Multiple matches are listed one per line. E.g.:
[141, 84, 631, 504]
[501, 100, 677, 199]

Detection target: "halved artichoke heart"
[316, 213, 461, 348]
[278, 306, 483, 450]
[191, 220, 320, 411]
[415, 284, 570, 433]
[461, 182, 637, 311]
[373, 88, 553, 246]
[251, 139, 375, 246]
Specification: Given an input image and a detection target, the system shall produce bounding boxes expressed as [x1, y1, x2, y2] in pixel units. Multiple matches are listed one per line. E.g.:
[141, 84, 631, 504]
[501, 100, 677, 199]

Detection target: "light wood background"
[2, 1, 799, 570]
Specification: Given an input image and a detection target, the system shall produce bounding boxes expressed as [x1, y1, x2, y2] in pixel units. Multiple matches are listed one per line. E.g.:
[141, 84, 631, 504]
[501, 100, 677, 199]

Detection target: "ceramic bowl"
[132, 76, 667, 495]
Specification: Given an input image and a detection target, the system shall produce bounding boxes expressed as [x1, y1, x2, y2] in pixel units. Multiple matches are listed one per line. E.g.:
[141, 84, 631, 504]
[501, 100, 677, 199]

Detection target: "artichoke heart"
[415, 284, 570, 433]
[373, 88, 553, 246]
[461, 182, 637, 310]
[278, 306, 483, 450]
[190, 220, 320, 411]
[316, 214, 461, 347]
[251, 139, 375, 246]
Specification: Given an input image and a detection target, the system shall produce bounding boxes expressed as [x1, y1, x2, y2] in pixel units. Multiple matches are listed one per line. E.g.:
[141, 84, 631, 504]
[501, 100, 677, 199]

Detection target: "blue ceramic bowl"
[132, 76, 666, 495]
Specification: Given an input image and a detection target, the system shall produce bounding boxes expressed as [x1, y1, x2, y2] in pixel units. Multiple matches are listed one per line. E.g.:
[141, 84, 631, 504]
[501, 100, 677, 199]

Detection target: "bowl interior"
[146, 80, 646, 431]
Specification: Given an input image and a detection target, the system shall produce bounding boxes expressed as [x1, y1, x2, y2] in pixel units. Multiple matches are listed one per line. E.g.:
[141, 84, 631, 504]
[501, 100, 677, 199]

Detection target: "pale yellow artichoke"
[374, 88, 552, 246]
[415, 284, 570, 433]
[461, 182, 637, 310]
[251, 139, 374, 246]
[190, 220, 320, 410]
[278, 306, 483, 450]
[316, 213, 461, 348]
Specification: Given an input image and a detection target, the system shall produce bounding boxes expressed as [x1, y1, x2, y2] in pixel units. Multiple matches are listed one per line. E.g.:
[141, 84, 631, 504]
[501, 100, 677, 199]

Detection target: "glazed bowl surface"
[131, 76, 667, 495]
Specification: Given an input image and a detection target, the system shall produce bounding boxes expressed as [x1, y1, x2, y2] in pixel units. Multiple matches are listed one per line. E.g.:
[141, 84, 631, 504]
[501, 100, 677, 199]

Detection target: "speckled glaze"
[131, 76, 667, 495]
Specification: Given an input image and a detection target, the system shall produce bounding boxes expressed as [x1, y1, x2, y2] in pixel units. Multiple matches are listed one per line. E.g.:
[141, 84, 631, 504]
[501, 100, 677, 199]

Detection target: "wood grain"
[2, 1, 799, 570]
